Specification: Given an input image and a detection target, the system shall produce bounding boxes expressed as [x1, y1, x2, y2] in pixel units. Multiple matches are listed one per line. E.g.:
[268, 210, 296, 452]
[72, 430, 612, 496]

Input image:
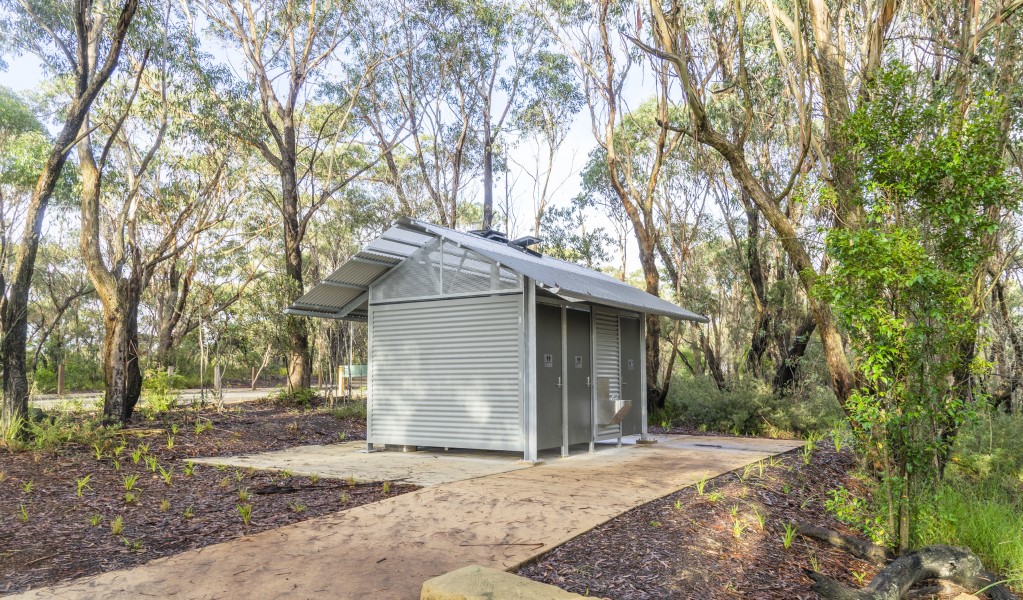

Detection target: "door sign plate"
[544, 353, 553, 368]
[574, 355, 583, 368]
[627, 359, 636, 370]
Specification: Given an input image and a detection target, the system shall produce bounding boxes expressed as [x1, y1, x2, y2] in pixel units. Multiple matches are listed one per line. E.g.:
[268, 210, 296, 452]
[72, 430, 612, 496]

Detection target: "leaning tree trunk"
[2, 162, 67, 429]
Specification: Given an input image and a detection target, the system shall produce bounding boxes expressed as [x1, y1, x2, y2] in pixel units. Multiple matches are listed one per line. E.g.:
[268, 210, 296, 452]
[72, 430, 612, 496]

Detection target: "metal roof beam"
[318, 280, 367, 291]
[378, 235, 426, 249]
[352, 255, 400, 267]
[292, 300, 349, 311]
[333, 291, 369, 319]
[284, 308, 347, 320]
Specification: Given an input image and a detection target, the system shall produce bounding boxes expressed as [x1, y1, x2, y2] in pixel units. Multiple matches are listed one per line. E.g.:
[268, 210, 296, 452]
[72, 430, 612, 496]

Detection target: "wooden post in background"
[337, 365, 345, 400]
[214, 364, 222, 398]
[57, 363, 65, 396]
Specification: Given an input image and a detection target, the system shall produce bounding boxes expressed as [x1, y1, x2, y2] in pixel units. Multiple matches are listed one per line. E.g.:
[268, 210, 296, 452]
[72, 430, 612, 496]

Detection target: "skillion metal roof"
[285, 218, 709, 323]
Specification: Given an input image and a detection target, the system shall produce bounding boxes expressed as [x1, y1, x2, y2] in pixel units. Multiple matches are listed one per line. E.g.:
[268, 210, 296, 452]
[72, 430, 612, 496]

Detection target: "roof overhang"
[285, 219, 709, 324]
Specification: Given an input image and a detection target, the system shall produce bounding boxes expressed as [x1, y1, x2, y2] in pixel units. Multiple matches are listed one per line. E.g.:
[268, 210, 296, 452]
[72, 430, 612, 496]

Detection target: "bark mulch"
[0, 399, 415, 596]
[518, 444, 880, 600]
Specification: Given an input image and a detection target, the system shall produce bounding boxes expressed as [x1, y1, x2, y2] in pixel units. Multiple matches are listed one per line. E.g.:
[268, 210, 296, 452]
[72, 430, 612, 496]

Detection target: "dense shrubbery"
[653, 372, 844, 437]
[665, 369, 1023, 581]
[32, 352, 105, 393]
[821, 410, 1023, 583]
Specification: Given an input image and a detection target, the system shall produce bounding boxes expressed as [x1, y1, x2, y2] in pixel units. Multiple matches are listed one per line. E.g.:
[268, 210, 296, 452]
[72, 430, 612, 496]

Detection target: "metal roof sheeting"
[285, 219, 709, 323]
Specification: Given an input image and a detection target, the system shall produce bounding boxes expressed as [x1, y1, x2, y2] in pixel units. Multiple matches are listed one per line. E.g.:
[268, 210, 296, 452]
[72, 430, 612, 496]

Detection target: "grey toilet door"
[619, 316, 643, 436]
[566, 308, 592, 445]
[536, 304, 564, 450]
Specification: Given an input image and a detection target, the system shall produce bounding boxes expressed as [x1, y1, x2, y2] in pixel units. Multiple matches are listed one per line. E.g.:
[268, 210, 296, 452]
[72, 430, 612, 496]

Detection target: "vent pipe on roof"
[469, 228, 543, 257]
[468, 228, 508, 243]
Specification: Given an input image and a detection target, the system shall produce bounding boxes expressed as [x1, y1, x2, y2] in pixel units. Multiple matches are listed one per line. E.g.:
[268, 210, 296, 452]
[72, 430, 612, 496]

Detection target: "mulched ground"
[0, 399, 415, 595]
[518, 444, 881, 599]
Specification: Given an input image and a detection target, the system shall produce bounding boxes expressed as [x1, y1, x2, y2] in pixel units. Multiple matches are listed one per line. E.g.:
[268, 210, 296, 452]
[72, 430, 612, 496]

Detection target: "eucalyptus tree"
[363, 0, 483, 227]
[29, 232, 93, 376]
[201, 0, 388, 391]
[513, 50, 583, 236]
[0, 87, 46, 300]
[535, 199, 613, 268]
[0, 0, 138, 432]
[451, 0, 545, 230]
[627, 0, 854, 406]
[66, 2, 240, 421]
[149, 239, 261, 370]
[554, 0, 688, 405]
[633, 0, 1023, 408]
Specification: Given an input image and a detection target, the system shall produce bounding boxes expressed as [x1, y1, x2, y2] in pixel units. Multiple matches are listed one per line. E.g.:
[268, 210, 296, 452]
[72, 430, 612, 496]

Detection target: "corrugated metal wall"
[593, 309, 622, 439]
[368, 294, 523, 451]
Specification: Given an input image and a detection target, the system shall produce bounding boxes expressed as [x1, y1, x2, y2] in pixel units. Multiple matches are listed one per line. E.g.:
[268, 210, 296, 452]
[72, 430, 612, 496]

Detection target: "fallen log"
[796, 522, 892, 564]
[795, 523, 1018, 600]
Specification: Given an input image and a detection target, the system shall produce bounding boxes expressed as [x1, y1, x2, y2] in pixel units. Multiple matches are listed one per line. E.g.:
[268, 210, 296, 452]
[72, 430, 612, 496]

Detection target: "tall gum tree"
[75, 30, 233, 421]
[553, 0, 683, 407]
[0, 0, 138, 433]
[631, 0, 1023, 408]
[201, 0, 386, 390]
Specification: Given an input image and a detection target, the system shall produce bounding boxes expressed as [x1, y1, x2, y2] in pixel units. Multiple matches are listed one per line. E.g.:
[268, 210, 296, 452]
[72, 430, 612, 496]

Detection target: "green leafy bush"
[271, 388, 318, 409]
[141, 369, 185, 414]
[824, 486, 888, 544]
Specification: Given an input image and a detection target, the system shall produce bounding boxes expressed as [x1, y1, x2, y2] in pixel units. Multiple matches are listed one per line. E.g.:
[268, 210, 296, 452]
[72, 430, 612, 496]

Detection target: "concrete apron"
[189, 441, 535, 487]
[11, 435, 802, 600]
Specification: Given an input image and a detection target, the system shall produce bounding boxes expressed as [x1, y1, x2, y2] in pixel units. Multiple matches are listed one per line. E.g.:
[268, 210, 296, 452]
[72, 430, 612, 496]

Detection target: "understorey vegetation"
[0, 396, 400, 595]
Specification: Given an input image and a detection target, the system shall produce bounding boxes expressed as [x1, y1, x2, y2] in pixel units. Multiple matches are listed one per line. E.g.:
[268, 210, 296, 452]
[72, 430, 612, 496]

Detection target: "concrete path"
[191, 441, 533, 487]
[11, 435, 802, 600]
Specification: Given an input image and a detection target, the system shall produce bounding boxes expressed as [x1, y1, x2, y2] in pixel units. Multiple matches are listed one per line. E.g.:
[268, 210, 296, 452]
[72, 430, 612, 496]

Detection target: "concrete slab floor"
[10, 435, 804, 600]
[190, 435, 798, 488]
[191, 441, 533, 487]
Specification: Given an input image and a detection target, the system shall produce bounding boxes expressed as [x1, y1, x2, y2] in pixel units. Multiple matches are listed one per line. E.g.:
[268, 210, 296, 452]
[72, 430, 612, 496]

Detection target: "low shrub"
[331, 401, 367, 421]
[653, 372, 843, 437]
[141, 368, 186, 414]
[270, 387, 319, 409]
[847, 411, 1023, 581]
[3, 410, 119, 452]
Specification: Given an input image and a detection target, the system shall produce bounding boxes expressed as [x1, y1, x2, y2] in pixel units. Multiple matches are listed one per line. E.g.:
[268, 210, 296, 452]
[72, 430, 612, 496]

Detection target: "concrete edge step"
[421, 565, 603, 600]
